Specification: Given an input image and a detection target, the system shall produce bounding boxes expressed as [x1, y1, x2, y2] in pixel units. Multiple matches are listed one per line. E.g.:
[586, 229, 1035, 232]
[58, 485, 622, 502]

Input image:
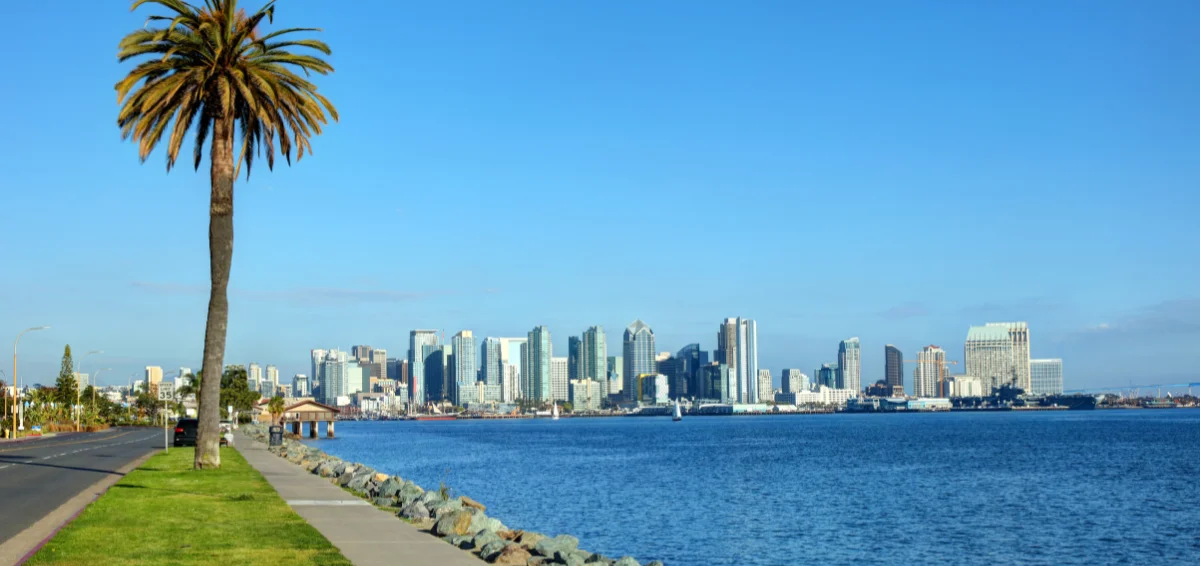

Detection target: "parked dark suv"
[173, 419, 230, 447]
[173, 418, 199, 446]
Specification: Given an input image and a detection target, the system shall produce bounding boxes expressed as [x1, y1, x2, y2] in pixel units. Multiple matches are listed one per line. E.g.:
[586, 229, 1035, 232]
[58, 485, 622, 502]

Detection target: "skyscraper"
[247, 363, 262, 386]
[1030, 359, 1063, 395]
[582, 326, 607, 400]
[451, 331, 477, 406]
[986, 322, 1031, 393]
[884, 345, 904, 392]
[837, 338, 861, 393]
[409, 330, 439, 404]
[370, 348, 388, 380]
[310, 349, 327, 393]
[145, 366, 163, 388]
[717, 318, 757, 403]
[422, 344, 448, 403]
[965, 325, 1015, 394]
[913, 345, 946, 398]
[568, 336, 583, 382]
[526, 326, 552, 402]
[623, 320, 655, 402]
[266, 365, 279, 386]
[550, 357, 569, 402]
[815, 363, 838, 389]
[481, 338, 503, 402]
[675, 344, 705, 399]
[292, 374, 309, 397]
[499, 337, 527, 402]
[352, 345, 372, 364]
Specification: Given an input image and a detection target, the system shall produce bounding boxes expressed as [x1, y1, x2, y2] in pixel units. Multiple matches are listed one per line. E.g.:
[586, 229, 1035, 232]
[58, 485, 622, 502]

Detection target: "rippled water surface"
[303, 410, 1200, 565]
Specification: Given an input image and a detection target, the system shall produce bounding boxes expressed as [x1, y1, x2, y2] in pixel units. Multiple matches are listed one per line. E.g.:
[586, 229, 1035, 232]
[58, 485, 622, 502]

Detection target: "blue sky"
[1, 1, 1197, 390]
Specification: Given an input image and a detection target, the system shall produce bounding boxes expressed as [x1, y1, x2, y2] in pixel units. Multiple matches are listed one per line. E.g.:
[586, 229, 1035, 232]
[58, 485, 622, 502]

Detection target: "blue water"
[303, 411, 1200, 565]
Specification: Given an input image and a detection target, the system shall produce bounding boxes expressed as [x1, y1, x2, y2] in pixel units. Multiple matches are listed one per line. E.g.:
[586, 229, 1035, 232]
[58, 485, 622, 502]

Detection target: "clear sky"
[1, 0, 1197, 390]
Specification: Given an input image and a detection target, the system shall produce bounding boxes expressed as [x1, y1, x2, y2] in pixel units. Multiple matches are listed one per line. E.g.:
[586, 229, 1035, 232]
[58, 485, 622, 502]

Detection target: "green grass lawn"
[27, 447, 351, 566]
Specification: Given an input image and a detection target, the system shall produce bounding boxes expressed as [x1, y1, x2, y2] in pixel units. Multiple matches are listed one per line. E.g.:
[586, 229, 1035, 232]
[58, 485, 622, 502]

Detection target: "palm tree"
[116, 0, 337, 469]
[267, 395, 286, 426]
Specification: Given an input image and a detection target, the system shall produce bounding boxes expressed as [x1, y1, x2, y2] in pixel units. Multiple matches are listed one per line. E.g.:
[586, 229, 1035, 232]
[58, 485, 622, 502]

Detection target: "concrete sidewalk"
[236, 438, 484, 566]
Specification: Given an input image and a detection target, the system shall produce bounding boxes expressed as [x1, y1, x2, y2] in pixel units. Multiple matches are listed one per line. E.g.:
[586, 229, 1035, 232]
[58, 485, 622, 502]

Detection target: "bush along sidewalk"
[242, 424, 662, 566]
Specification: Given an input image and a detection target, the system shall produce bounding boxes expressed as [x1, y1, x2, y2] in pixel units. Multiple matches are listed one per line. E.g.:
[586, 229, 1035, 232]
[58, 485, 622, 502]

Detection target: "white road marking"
[1, 434, 159, 471]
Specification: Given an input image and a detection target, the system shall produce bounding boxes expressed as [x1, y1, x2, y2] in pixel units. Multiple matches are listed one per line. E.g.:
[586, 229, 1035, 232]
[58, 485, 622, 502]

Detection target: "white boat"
[552, 403, 560, 421]
[672, 401, 682, 421]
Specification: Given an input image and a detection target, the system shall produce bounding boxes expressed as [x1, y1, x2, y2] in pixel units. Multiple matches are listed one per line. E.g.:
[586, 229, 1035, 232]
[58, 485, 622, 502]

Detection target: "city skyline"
[3, 2, 1197, 388]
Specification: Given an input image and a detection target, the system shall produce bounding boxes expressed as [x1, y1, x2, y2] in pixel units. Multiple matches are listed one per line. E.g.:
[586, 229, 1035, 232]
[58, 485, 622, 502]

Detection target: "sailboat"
[552, 403, 560, 421]
[672, 401, 682, 422]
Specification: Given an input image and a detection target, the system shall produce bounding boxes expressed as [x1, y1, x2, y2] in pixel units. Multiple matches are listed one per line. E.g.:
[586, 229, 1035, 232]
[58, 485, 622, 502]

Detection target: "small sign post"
[158, 383, 175, 452]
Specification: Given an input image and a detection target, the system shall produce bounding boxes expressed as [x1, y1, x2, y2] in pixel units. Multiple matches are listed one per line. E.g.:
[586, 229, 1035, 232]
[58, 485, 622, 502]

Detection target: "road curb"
[0, 436, 158, 565]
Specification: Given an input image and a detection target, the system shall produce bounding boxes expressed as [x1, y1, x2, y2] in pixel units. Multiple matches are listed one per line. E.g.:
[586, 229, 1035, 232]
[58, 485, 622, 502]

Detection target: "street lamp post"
[91, 367, 112, 416]
[75, 350, 102, 432]
[12, 326, 50, 438]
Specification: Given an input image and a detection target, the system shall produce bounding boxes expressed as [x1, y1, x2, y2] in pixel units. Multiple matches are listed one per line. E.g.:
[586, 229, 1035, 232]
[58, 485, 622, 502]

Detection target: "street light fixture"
[75, 350, 102, 432]
[12, 326, 50, 438]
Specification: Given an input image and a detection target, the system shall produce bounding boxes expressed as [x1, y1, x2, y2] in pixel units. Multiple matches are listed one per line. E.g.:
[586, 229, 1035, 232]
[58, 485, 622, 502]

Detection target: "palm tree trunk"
[195, 115, 236, 470]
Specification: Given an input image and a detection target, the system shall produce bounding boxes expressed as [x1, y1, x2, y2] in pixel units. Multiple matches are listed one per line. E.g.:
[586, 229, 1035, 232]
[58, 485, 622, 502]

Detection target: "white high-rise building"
[550, 356, 569, 402]
[502, 364, 520, 403]
[310, 349, 327, 392]
[756, 369, 773, 402]
[781, 369, 809, 393]
[837, 338, 861, 393]
[266, 365, 279, 386]
[293, 374, 309, 397]
[248, 363, 262, 384]
[914, 345, 947, 398]
[408, 330, 439, 405]
[1030, 359, 1063, 395]
[986, 322, 1031, 393]
[498, 337, 527, 401]
[965, 325, 1015, 394]
[719, 317, 759, 403]
[451, 331, 478, 406]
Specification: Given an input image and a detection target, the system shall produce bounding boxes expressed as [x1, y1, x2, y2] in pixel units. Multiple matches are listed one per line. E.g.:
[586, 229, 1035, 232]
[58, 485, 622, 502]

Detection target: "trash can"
[269, 425, 283, 446]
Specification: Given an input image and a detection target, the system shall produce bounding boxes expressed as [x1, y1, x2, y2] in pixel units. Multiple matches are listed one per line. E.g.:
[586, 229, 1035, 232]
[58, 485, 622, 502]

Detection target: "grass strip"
[27, 447, 351, 566]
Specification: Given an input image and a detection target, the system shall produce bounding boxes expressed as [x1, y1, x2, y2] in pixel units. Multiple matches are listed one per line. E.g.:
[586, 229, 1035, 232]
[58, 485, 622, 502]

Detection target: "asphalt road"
[0, 427, 163, 544]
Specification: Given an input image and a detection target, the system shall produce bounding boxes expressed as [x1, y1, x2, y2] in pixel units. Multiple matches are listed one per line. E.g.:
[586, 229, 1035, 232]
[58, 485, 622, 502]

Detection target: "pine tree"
[55, 345, 77, 407]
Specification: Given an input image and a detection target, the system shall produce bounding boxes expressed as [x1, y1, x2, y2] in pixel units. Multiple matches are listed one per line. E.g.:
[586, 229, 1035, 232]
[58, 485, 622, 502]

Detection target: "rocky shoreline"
[241, 424, 661, 566]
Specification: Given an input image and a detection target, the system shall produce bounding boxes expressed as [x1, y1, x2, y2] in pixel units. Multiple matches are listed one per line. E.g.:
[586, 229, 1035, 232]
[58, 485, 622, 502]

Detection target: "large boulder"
[376, 478, 405, 498]
[398, 502, 430, 522]
[613, 558, 640, 566]
[398, 482, 425, 507]
[554, 550, 587, 566]
[488, 543, 532, 566]
[514, 531, 547, 550]
[431, 510, 475, 537]
[429, 499, 463, 520]
[372, 497, 397, 508]
[460, 495, 486, 511]
[585, 554, 614, 565]
[347, 471, 375, 492]
[419, 490, 444, 506]
[317, 461, 339, 478]
[331, 461, 349, 476]
[534, 535, 580, 558]
[471, 530, 502, 551]
[479, 540, 509, 561]
[645, 562, 664, 566]
[443, 534, 473, 549]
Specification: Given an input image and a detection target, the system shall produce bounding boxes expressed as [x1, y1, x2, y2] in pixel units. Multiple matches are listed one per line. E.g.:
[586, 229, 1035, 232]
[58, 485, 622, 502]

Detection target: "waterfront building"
[639, 373, 670, 405]
[569, 379, 601, 411]
[945, 375, 983, 397]
[716, 319, 737, 383]
[409, 330, 439, 404]
[260, 380, 276, 399]
[965, 326, 1015, 394]
[292, 374, 309, 397]
[526, 326, 552, 402]
[913, 345, 947, 398]
[695, 362, 732, 403]
[865, 380, 892, 397]
[502, 365, 519, 403]
[1030, 359, 1064, 395]
[757, 369, 773, 402]
[987, 322, 1031, 393]
[837, 338, 861, 393]
[320, 354, 344, 406]
[607, 356, 624, 398]
[550, 356, 569, 402]
[265, 365, 279, 387]
[781, 369, 809, 394]
[717, 317, 758, 403]
[452, 331, 478, 406]
[884, 345, 904, 392]
[623, 320, 656, 402]
[582, 327, 607, 400]
[248, 363, 262, 385]
[568, 336, 583, 382]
